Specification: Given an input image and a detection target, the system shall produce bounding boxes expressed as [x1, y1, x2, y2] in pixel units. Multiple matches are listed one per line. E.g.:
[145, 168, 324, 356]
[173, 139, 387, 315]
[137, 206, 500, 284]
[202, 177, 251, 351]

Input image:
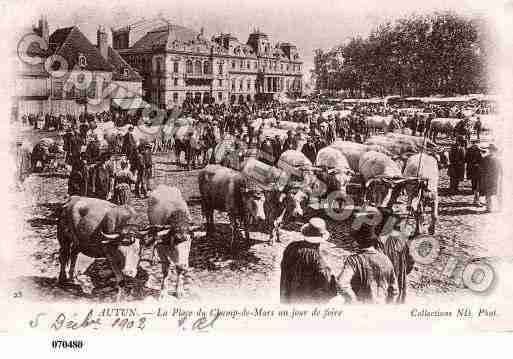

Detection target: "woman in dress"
[113, 157, 135, 205]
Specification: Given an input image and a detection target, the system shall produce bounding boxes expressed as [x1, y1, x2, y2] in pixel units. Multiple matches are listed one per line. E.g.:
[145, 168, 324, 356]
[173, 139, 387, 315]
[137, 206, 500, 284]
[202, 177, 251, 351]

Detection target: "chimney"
[97, 26, 108, 60]
[38, 16, 49, 45]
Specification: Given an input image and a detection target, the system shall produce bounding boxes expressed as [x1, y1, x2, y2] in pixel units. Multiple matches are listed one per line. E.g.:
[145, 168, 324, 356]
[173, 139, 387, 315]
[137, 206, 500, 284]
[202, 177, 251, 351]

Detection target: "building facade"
[14, 17, 143, 119]
[115, 24, 303, 108]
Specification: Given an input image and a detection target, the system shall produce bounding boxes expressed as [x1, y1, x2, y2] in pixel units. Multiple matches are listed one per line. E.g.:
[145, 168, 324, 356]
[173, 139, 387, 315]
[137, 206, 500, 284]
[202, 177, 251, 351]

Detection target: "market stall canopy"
[112, 97, 151, 110]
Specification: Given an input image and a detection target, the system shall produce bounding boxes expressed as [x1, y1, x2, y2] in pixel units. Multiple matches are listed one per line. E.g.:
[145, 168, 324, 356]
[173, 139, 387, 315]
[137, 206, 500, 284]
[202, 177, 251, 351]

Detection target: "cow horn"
[189, 225, 201, 232]
[156, 228, 171, 237]
[101, 231, 120, 241]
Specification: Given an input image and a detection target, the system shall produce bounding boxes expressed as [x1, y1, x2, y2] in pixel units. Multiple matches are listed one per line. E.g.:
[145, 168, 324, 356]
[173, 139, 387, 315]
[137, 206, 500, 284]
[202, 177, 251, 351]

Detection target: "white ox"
[145, 185, 196, 298]
[314, 147, 354, 201]
[364, 115, 393, 134]
[358, 151, 402, 207]
[329, 140, 392, 172]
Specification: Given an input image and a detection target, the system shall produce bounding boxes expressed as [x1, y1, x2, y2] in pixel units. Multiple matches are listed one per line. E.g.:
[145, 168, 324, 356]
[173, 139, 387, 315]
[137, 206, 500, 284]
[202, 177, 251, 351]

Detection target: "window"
[218, 92, 223, 101]
[194, 60, 202, 74]
[203, 61, 211, 74]
[254, 61, 257, 69]
[186, 60, 193, 74]
[287, 64, 290, 72]
[78, 53, 87, 68]
[231, 79, 236, 91]
[174, 78, 178, 86]
[53, 80, 63, 99]
[218, 62, 223, 74]
[240, 60, 244, 69]
[65, 82, 75, 99]
[247, 62, 250, 69]
[87, 80, 96, 98]
[247, 80, 251, 91]
[239, 79, 243, 91]
[173, 92, 179, 102]
[232, 61, 236, 69]
[218, 79, 223, 87]
[156, 58, 163, 73]
[173, 61, 179, 73]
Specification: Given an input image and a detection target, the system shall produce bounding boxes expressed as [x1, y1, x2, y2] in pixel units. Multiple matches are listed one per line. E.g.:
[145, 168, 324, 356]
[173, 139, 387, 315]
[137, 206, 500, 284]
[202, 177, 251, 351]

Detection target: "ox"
[198, 164, 266, 247]
[263, 150, 318, 244]
[142, 185, 198, 298]
[402, 153, 439, 235]
[359, 151, 403, 208]
[313, 147, 354, 208]
[57, 196, 144, 297]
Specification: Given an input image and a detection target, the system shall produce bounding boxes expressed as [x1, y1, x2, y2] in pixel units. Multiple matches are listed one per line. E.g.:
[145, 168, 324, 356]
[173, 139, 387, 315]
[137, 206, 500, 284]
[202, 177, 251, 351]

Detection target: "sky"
[5, 0, 499, 82]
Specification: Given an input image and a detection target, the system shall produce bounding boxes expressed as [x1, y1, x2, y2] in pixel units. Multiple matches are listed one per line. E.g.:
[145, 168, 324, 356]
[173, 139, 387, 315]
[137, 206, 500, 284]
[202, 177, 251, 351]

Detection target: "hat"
[488, 143, 498, 152]
[352, 210, 379, 248]
[300, 218, 330, 243]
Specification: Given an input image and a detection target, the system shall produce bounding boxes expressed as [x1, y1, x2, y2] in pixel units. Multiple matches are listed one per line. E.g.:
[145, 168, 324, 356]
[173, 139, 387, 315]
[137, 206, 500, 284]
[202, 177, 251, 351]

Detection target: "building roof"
[129, 24, 225, 55]
[108, 46, 142, 82]
[49, 26, 113, 72]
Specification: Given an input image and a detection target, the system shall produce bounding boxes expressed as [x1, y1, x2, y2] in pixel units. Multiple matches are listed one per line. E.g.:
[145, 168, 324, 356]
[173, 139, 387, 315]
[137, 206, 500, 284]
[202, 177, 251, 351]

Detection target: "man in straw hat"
[335, 211, 399, 304]
[280, 218, 337, 304]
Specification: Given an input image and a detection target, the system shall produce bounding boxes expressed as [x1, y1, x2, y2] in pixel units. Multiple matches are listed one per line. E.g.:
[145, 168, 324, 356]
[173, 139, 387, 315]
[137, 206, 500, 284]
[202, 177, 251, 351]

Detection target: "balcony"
[185, 73, 214, 80]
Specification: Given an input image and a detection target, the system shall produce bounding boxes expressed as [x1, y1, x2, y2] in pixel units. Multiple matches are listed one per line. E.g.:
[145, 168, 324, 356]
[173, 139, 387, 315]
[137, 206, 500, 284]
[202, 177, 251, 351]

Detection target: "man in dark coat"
[448, 136, 466, 193]
[272, 135, 282, 166]
[122, 126, 137, 158]
[301, 137, 317, 164]
[479, 144, 502, 213]
[465, 139, 484, 205]
[67, 155, 87, 196]
[132, 146, 148, 198]
[259, 136, 275, 165]
[280, 218, 336, 304]
[88, 152, 114, 200]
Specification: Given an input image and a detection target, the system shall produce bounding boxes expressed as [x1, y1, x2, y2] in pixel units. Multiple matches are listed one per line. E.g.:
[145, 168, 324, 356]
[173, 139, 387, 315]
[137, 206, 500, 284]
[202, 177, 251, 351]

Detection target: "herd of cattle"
[55, 122, 447, 298]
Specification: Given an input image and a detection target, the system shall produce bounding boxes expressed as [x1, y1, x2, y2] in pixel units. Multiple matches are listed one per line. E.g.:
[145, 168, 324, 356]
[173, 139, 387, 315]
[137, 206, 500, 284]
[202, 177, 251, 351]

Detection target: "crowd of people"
[14, 98, 502, 304]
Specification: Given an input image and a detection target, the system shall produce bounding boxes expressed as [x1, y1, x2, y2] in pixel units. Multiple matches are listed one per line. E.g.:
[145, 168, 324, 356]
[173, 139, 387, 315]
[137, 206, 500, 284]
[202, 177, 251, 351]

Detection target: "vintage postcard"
[1, 0, 513, 345]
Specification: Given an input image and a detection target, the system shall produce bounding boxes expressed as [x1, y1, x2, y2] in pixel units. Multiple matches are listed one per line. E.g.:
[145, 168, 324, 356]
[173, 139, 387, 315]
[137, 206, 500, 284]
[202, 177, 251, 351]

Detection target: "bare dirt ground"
[8, 128, 510, 304]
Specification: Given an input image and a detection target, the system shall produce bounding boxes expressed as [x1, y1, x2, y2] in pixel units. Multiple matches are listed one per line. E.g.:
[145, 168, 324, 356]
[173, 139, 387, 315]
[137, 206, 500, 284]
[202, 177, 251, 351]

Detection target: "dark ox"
[57, 196, 144, 296]
[141, 185, 199, 298]
[198, 165, 266, 247]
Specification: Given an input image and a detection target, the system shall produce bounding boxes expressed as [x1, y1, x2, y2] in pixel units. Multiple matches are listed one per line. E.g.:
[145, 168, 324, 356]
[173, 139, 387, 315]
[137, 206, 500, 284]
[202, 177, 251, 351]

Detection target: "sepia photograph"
[1, 0, 512, 340]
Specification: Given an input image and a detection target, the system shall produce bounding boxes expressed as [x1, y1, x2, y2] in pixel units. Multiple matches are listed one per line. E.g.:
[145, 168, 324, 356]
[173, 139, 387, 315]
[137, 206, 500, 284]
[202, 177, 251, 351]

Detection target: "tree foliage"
[312, 12, 489, 97]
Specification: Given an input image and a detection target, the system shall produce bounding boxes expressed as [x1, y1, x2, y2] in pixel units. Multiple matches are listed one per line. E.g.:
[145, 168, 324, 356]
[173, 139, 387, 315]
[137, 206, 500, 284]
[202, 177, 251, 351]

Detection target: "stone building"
[14, 17, 143, 119]
[115, 23, 303, 108]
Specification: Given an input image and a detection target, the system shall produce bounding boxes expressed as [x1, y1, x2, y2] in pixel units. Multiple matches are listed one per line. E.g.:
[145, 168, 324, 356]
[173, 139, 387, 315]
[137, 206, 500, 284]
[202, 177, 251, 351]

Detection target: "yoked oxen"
[142, 185, 199, 298]
[57, 196, 144, 297]
[173, 121, 207, 169]
[402, 153, 439, 235]
[262, 150, 318, 244]
[358, 150, 404, 208]
[198, 164, 266, 248]
[313, 146, 354, 208]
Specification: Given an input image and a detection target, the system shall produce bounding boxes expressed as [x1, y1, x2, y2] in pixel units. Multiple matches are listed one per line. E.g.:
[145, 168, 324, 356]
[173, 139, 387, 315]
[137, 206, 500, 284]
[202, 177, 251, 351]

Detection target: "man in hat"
[280, 218, 337, 304]
[122, 125, 137, 158]
[479, 144, 502, 213]
[448, 135, 466, 193]
[335, 212, 399, 304]
[465, 139, 484, 206]
[259, 135, 275, 166]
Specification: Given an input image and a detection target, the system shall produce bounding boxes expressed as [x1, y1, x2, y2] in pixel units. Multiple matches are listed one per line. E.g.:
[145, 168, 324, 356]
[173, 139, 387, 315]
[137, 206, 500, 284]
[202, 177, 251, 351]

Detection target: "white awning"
[112, 97, 151, 110]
